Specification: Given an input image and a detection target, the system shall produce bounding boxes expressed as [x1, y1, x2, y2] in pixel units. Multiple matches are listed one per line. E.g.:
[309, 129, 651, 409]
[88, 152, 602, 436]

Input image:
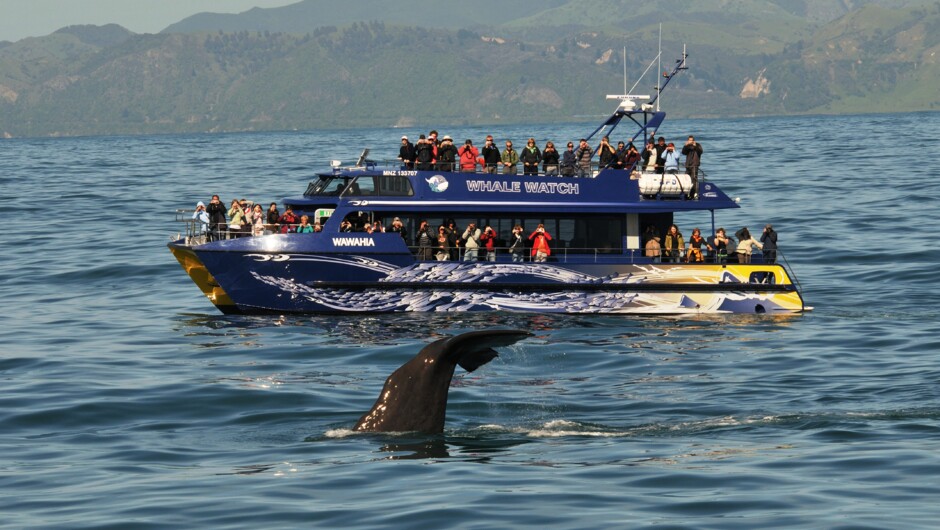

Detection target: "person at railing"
[250, 204, 265, 236]
[206, 195, 227, 241]
[501, 140, 519, 175]
[663, 143, 680, 173]
[711, 227, 730, 263]
[296, 214, 315, 233]
[654, 137, 668, 174]
[192, 201, 210, 238]
[682, 135, 703, 198]
[612, 141, 627, 169]
[388, 216, 408, 241]
[561, 142, 577, 177]
[340, 219, 353, 232]
[480, 225, 497, 261]
[686, 228, 707, 263]
[398, 135, 415, 169]
[734, 227, 763, 264]
[458, 139, 479, 173]
[481, 136, 501, 174]
[228, 198, 248, 238]
[372, 219, 385, 233]
[596, 136, 617, 170]
[575, 139, 592, 177]
[645, 235, 661, 263]
[462, 222, 482, 261]
[438, 136, 458, 172]
[622, 143, 641, 173]
[445, 219, 460, 260]
[363, 222, 374, 234]
[265, 202, 280, 233]
[415, 220, 435, 260]
[435, 225, 450, 261]
[415, 134, 434, 170]
[509, 225, 525, 262]
[760, 224, 778, 263]
[529, 224, 552, 262]
[642, 141, 657, 172]
[520, 138, 542, 176]
[313, 222, 322, 233]
[663, 224, 684, 263]
[542, 141, 560, 176]
[277, 206, 299, 234]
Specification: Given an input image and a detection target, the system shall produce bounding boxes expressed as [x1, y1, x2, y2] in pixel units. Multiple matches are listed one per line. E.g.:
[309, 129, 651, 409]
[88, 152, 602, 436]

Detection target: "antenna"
[657, 23, 662, 112]
[623, 46, 627, 96]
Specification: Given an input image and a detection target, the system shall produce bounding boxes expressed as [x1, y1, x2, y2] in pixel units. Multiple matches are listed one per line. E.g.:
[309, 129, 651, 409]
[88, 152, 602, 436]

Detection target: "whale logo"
[425, 175, 449, 193]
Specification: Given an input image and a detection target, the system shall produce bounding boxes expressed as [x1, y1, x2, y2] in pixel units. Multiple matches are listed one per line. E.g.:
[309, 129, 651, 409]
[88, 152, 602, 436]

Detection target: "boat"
[169, 54, 807, 315]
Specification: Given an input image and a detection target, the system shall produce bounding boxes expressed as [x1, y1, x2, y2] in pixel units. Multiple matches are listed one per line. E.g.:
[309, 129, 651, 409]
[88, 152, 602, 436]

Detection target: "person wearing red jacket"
[458, 140, 479, 173]
[528, 224, 552, 262]
[479, 225, 497, 261]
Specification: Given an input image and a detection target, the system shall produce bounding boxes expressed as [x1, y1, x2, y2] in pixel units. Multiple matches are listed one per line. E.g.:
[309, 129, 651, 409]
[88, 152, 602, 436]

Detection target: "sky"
[0, 0, 299, 42]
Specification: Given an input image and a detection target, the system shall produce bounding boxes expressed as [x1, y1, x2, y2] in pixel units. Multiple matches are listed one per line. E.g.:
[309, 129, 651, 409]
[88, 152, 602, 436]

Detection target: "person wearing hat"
[458, 139, 479, 173]
[192, 201, 210, 237]
[760, 224, 778, 263]
[437, 135, 457, 172]
[415, 134, 434, 171]
[398, 135, 415, 169]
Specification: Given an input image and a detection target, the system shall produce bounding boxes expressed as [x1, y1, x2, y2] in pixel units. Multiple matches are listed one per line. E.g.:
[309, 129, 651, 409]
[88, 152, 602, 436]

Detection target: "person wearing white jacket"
[735, 227, 763, 264]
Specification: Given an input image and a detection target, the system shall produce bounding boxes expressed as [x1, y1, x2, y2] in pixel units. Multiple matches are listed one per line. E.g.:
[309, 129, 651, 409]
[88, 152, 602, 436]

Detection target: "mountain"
[1, 1, 938, 138]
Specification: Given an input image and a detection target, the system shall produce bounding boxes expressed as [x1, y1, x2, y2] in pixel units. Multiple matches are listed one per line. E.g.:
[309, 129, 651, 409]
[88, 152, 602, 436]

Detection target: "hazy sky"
[0, 0, 299, 42]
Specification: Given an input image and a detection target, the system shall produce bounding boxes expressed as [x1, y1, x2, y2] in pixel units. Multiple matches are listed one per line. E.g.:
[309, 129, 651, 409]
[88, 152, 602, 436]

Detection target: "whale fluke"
[354, 330, 532, 434]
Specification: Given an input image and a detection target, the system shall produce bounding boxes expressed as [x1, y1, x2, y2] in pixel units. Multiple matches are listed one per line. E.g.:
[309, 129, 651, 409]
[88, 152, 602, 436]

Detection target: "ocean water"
[2, 112, 940, 528]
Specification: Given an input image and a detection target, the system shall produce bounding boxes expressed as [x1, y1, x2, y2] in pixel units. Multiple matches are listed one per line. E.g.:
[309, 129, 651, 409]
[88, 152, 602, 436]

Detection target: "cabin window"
[749, 271, 775, 284]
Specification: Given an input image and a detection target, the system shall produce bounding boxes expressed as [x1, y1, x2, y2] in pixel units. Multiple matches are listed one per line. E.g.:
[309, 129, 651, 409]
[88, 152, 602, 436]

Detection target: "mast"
[656, 23, 662, 112]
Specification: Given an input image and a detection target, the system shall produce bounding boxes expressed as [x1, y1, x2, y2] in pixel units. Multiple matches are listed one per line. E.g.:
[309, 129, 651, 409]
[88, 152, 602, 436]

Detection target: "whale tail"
[354, 329, 533, 433]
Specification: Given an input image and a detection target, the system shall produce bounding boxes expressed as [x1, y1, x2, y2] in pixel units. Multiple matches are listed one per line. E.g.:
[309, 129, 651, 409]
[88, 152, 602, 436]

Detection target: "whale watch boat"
[169, 54, 807, 315]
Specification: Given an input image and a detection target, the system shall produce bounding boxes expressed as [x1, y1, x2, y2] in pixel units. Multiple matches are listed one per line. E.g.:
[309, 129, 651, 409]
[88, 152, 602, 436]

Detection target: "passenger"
[445, 219, 460, 260]
[734, 227, 763, 264]
[437, 135, 458, 172]
[313, 222, 322, 232]
[206, 195, 227, 241]
[528, 223, 552, 262]
[399, 135, 416, 169]
[372, 219, 385, 233]
[277, 206, 299, 234]
[227, 199, 247, 238]
[641, 224, 658, 248]
[612, 141, 627, 169]
[645, 235, 661, 262]
[415, 220, 435, 260]
[462, 222, 482, 261]
[622, 143, 641, 172]
[712, 227, 730, 263]
[340, 219, 353, 232]
[663, 224, 684, 263]
[642, 141, 657, 172]
[542, 141, 560, 176]
[520, 138, 542, 176]
[250, 203, 265, 236]
[428, 131, 439, 167]
[682, 135, 703, 198]
[436, 225, 450, 261]
[458, 139, 479, 172]
[663, 142, 680, 173]
[575, 139, 592, 177]
[561, 142, 577, 177]
[480, 225, 497, 261]
[414, 134, 434, 170]
[655, 137, 667, 174]
[481, 136, 501, 174]
[363, 222, 373, 234]
[725, 232, 738, 263]
[596, 136, 617, 169]
[509, 225, 525, 262]
[388, 217, 408, 241]
[760, 224, 778, 263]
[501, 141, 519, 175]
[296, 214, 315, 233]
[265, 202, 280, 233]
[192, 201, 210, 238]
[686, 228, 706, 263]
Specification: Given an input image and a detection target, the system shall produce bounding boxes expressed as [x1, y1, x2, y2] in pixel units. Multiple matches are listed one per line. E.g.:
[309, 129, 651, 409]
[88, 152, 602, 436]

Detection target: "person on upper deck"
[437, 136, 458, 172]
[206, 195, 227, 241]
[458, 139, 479, 172]
[760, 224, 778, 263]
[686, 228, 707, 263]
[642, 141, 657, 172]
[266, 202, 280, 232]
[561, 142, 577, 177]
[415, 134, 434, 171]
[734, 227, 763, 264]
[596, 136, 617, 169]
[622, 143, 641, 173]
[682, 135, 703, 198]
[501, 141, 519, 175]
[575, 139, 592, 177]
[542, 142, 560, 176]
[612, 141, 627, 170]
[481, 136, 501, 174]
[520, 138, 542, 176]
[399, 136, 416, 169]
[712, 227, 730, 263]
[663, 142, 681, 173]
[529, 224, 552, 262]
[663, 224, 684, 263]
[462, 222, 482, 261]
[654, 137, 668, 174]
